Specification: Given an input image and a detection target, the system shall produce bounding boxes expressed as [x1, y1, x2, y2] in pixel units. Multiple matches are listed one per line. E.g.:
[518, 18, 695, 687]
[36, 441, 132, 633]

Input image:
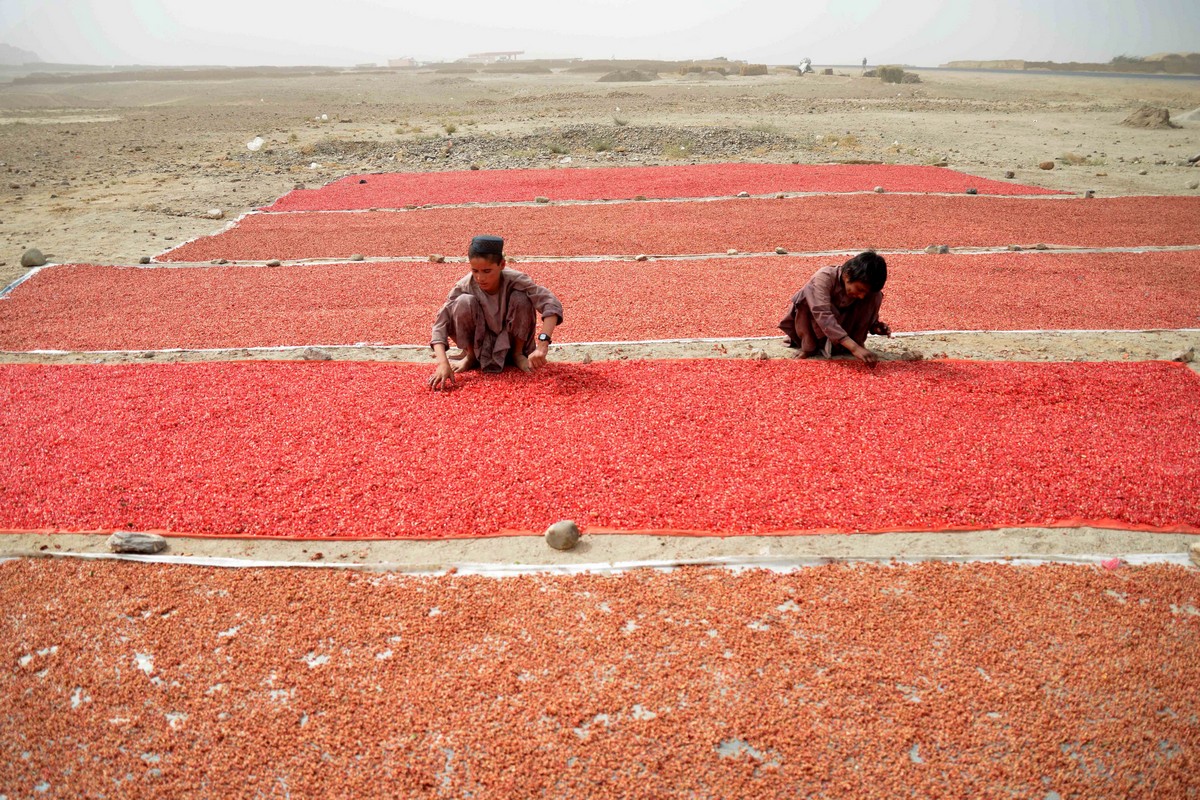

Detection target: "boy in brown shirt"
[779, 251, 891, 366]
[429, 235, 563, 390]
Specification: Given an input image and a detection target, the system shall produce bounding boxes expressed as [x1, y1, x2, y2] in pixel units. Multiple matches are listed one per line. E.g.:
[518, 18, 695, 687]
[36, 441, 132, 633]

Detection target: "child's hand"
[428, 362, 456, 391]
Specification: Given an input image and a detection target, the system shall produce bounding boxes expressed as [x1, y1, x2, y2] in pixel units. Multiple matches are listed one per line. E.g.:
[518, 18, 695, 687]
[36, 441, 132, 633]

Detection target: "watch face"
[538, 333, 550, 342]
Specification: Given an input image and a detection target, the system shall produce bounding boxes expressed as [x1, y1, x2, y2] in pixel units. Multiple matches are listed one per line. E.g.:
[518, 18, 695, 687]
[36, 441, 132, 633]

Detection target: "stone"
[1007, 245, 1023, 251]
[428, 254, 445, 263]
[775, 247, 788, 255]
[873, 186, 885, 193]
[1138, 170, 1148, 175]
[107, 531, 168, 554]
[1033, 243, 1049, 250]
[265, 259, 282, 267]
[1038, 161, 1055, 170]
[534, 196, 550, 204]
[752, 349, 770, 361]
[581, 353, 593, 364]
[138, 256, 152, 264]
[1004, 170, 1016, 179]
[634, 254, 649, 262]
[203, 209, 224, 220]
[349, 254, 365, 261]
[1171, 347, 1195, 363]
[924, 245, 949, 255]
[726, 249, 738, 255]
[470, 164, 481, 170]
[1084, 190, 1095, 198]
[633, 195, 647, 201]
[899, 350, 924, 362]
[298, 347, 332, 361]
[965, 187, 978, 195]
[545, 520, 581, 551]
[736, 191, 750, 198]
[1188, 181, 1200, 190]
[1188, 153, 1200, 164]
[20, 248, 46, 268]
[1191, 542, 1200, 568]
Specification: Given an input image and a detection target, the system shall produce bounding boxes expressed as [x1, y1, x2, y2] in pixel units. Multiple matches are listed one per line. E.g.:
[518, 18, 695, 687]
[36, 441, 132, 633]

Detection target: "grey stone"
[20, 248, 46, 268]
[726, 248, 738, 255]
[736, 191, 750, 198]
[924, 245, 950, 255]
[138, 256, 152, 264]
[634, 254, 648, 262]
[1084, 190, 1095, 198]
[1003, 170, 1016, 179]
[775, 247, 788, 254]
[429, 254, 445, 263]
[349, 254, 365, 261]
[633, 195, 647, 201]
[534, 196, 550, 204]
[545, 520, 581, 551]
[1188, 181, 1199, 190]
[873, 186, 885, 193]
[1171, 347, 1195, 363]
[965, 187, 978, 195]
[1007, 245, 1023, 251]
[107, 531, 168, 554]
[265, 259, 282, 267]
[1033, 243, 1049, 250]
[298, 347, 333, 361]
[203, 208, 224, 220]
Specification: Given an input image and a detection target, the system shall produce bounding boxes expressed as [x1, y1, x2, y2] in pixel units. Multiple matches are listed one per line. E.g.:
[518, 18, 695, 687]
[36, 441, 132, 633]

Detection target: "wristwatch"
[537, 333, 552, 345]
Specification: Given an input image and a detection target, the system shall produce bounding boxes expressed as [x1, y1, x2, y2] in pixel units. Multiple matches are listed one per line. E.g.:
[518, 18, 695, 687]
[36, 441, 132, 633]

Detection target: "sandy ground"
[1, 66, 1198, 566]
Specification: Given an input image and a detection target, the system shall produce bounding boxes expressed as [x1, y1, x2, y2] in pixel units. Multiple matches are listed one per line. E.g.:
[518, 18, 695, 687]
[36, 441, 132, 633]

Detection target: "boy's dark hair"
[468, 234, 505, 264]
[841, 251, 887, 292]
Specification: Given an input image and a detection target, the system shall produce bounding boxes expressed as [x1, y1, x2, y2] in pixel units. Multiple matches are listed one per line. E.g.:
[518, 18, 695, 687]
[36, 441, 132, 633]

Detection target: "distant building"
[388, 57, 417, 68]
[459, 51, 524, 64]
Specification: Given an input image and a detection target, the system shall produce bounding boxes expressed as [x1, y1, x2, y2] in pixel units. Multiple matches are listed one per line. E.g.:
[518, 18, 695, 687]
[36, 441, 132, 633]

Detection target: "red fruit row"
[162, 195, 1200, 262]
[2, 360, 1197, 539]
[5, 560, 1197, 798]
[264, 164, 1062, 211]
[3, 252, 1199, 351]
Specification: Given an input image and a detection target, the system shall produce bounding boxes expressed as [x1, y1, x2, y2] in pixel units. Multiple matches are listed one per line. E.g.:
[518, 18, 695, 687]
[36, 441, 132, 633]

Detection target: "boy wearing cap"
[428, 235, 563, 390]
[778, 251, 891, 366]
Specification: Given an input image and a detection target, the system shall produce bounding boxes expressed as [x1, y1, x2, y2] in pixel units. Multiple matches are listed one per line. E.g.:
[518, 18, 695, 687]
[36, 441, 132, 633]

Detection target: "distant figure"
[778, 251, 891, 366]
[862, 57, 868, 75]
[798, 58, 813, 74]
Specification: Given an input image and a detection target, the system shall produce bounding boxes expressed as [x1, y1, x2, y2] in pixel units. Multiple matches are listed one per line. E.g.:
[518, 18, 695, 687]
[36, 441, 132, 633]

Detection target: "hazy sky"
[2, 0, 1198, 67]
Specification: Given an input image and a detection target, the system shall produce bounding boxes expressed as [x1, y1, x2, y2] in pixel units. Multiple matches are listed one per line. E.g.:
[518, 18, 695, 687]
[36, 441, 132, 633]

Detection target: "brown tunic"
[431, 269, 564, 373]
[779, 264, 883, 353]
